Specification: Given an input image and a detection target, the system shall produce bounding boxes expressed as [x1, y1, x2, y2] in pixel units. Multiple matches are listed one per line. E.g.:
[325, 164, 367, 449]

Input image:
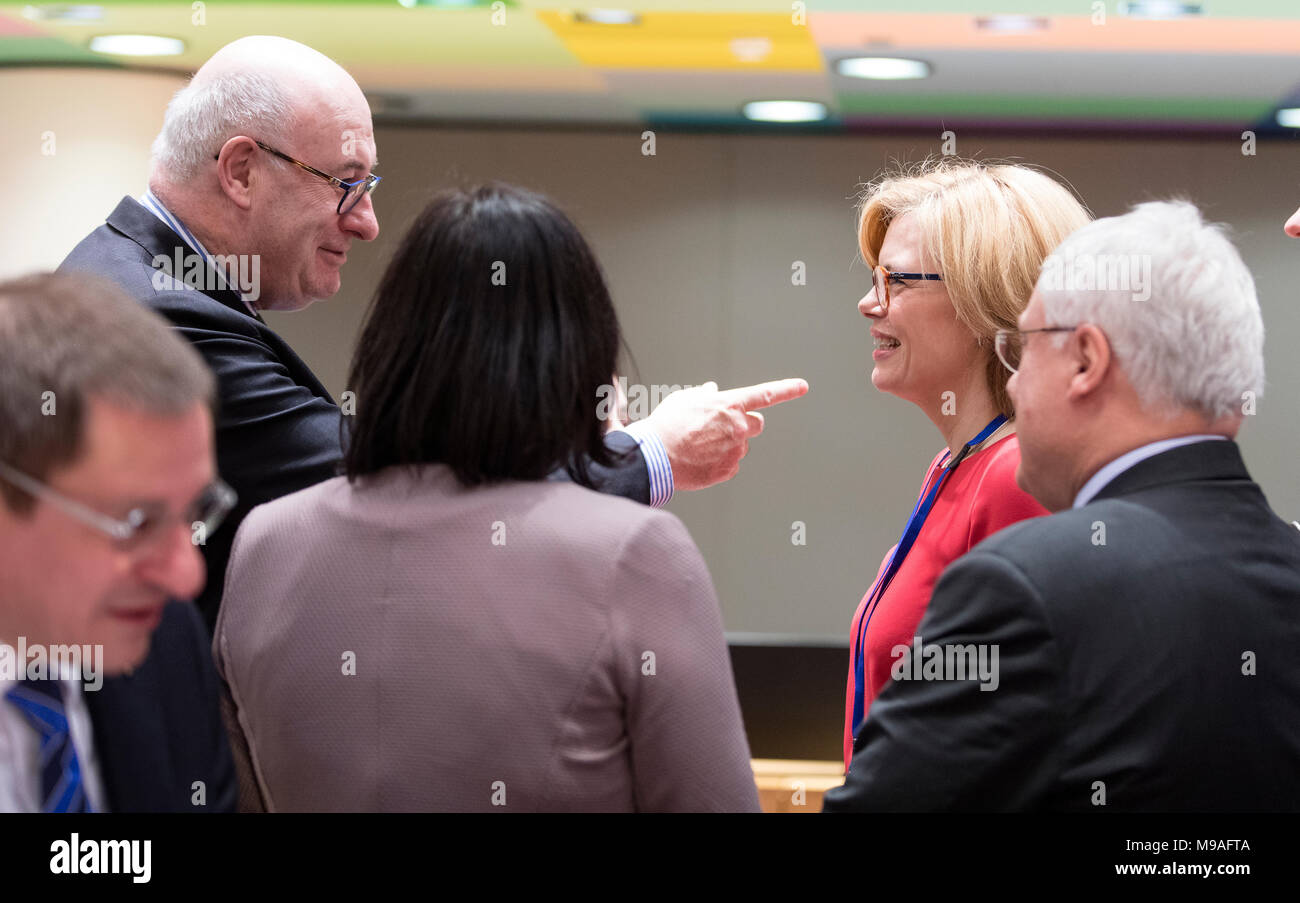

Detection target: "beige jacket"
[213, 464, 760, 812]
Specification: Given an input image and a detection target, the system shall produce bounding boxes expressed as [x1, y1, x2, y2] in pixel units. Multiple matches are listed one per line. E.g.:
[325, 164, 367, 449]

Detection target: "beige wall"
[267, 124, 1300, 639]
[10, 69, 1300, 638]
[0, 68, 186, 279]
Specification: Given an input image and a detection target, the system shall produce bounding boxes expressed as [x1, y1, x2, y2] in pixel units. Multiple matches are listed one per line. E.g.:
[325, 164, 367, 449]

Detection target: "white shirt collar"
[1072, 435, 1229, 509]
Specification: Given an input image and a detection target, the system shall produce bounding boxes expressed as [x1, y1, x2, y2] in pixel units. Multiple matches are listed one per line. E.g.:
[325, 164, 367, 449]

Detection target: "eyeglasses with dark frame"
[870, 264, 943, 316]
[994, 326, 1079, 374]
[213, 140, 381, 215]
[0, 459, 237, 553]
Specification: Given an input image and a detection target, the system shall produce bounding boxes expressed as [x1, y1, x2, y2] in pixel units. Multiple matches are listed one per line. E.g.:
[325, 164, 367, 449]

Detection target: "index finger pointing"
[720, 377, 809, 412]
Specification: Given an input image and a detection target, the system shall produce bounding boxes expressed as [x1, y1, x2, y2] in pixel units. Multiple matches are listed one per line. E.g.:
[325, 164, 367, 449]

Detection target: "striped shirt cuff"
[616, 421, 674, 509]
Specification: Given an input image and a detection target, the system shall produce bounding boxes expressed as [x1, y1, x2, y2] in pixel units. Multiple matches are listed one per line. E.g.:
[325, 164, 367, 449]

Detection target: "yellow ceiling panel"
[539, 11, 823, 71]
[520, 0, 792, 8]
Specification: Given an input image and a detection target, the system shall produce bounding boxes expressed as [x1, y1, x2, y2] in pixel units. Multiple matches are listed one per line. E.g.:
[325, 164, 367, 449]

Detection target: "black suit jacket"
[60, 198, 650, 630]
[824, 440, 1300, 812]
[84, 602, 236, 812]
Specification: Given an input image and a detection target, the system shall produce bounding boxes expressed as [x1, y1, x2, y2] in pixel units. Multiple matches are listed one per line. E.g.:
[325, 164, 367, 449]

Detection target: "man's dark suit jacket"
[60, 198, 650, 630]
[84, 602, 236, 812]
[824, 439, 1300, 812]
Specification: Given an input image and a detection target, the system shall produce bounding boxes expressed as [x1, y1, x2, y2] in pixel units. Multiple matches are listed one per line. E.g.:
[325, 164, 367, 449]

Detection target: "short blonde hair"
[857, 157, 1091, 416]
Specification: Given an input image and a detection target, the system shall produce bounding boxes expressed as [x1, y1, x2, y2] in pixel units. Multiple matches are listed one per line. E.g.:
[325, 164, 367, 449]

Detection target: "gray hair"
[0, 273, 216, 515]
[151, 70, 295, 181]
[1036, 200, 1264, 421]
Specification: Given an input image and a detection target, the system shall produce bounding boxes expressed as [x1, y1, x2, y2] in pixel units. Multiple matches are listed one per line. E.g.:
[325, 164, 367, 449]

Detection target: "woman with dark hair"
[213, 183, 760, 812]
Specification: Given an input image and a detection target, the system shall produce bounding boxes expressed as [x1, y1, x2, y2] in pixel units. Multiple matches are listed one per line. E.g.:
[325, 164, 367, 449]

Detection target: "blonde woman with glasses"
[843, 159, 1091, 771]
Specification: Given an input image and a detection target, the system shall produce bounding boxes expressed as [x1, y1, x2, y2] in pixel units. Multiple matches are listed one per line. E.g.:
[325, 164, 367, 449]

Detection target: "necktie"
[5, 678, 93, 813]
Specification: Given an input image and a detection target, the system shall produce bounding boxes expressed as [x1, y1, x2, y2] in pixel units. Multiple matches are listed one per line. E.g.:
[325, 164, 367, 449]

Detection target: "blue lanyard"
[850, 414, 1007, 737]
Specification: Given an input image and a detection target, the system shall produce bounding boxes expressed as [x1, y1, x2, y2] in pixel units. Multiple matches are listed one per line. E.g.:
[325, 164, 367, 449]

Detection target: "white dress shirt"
[0, 655, 108, 813]
[1072, 434, 1228, 509]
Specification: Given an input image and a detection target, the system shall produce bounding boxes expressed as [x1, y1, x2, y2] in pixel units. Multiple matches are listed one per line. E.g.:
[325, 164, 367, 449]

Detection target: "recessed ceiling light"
[975, 15, 1049, 33]
[574, 9, 640, 25]
[89, 34, 185, 56]
[1276, 108, 1300, 128]
[22, 4, 102, 22]
[1118, 1, 1202, 19]
[836, 57, 931, 80]
[742, 101, 828, 123]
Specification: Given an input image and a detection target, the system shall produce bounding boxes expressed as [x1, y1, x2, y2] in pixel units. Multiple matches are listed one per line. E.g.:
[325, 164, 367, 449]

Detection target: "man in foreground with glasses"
[825, 200, 1300, 811]
[59, 35, 807, 632]
[0, 273, 236, 812]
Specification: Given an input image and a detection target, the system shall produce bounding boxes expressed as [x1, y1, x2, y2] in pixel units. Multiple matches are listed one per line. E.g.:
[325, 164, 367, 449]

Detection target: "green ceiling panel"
[836, 92, 1277, 123]
[0, 35, 120, 64]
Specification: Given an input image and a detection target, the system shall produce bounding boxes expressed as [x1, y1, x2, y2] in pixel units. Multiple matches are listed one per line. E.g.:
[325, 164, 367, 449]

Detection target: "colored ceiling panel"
[368, 84, 639, 123]
[520, 0, 793, 9]
[538, 11, 823, 71]
[603, 68, 831, 113]
[4, 5, 580, 69]
[353, 63, 608, 93]
[1, 1, 1298, 131]
[835, 92, 1276, 124]
[802, 0, 1300, 13]
[0, 11, 45, 35]
[829, 49, 1300, 103]
[809, 12, 1300, 53]
[0, 34, 118, 63]
[11, 0, 1299, 10]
